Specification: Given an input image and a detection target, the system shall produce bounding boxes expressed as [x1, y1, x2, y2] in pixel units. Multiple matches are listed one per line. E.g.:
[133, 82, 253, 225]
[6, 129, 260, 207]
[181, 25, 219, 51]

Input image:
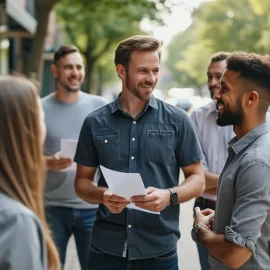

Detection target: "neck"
[233, 114, 266, 139]
[120, 90, 149, 119]
[54, 87, 80, 104]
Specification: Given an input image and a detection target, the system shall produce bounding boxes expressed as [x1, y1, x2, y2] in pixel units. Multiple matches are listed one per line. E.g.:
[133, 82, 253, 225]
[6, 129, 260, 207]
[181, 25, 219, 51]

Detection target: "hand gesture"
[103, 190, 131, 214]
[132, 187, 171, 212]
[45, 152, 72, 171]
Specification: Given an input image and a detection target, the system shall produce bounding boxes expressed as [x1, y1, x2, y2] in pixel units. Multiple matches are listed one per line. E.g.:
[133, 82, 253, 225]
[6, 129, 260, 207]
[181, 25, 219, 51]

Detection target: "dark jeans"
[194, 198, 216, 270]
[46, 206, 97, 270]
[88, 243, 178, 270]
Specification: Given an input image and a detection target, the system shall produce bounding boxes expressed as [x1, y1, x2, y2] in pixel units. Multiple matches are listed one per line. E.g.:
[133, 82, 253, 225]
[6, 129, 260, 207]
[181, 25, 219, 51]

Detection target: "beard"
[216, 99, 244, 126]
[125, 70, 156, 101]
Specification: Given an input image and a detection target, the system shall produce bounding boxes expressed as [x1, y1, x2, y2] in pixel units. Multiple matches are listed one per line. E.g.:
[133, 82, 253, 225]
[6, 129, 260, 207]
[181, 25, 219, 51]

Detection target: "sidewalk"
[64, 198, 200, 270]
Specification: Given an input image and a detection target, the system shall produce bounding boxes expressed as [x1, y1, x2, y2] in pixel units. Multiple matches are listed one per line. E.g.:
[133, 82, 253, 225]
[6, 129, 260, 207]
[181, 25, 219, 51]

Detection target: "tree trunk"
[85, 56, 96, 94]
[26, 0, 57, 79]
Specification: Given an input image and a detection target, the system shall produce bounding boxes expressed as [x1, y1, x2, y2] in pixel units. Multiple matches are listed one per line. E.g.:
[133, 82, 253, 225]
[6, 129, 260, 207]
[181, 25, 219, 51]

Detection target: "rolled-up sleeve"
[225, 160, 270, 252]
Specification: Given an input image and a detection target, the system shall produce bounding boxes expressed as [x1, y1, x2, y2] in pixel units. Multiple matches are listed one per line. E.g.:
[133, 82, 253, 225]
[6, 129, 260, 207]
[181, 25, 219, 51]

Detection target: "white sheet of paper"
[100, 165, 160, 215]
[60, 139, 78, 171]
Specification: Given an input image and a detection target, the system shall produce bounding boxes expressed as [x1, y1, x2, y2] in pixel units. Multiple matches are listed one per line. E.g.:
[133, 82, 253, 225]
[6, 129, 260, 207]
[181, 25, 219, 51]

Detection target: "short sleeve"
[74, 116, 98, 167]
[0, 214, 45, 270]
[225, 160, 270, 252]
[176, 111, 203, 167]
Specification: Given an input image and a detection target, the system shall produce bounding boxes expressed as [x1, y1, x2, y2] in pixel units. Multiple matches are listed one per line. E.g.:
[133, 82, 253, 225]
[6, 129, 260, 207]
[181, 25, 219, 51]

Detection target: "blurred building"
[0, 0, 36, 75]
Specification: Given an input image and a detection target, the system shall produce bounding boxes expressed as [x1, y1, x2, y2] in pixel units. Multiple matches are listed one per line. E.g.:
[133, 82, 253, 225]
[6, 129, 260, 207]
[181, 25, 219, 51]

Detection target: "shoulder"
[41, 93, 54, 106]
[155, 99, 188, 124]
[80, 92, 108, 105]
[0, 193, 39, 228]
[241, 132, 270, 168]
[191, 101, 214, 117]
[84, 101, 112, 122]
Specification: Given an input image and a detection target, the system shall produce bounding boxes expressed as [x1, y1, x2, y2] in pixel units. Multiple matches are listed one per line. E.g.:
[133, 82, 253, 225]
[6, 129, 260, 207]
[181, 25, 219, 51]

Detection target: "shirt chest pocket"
[94, 132, 120, 162]
[146, 130, 175, 164]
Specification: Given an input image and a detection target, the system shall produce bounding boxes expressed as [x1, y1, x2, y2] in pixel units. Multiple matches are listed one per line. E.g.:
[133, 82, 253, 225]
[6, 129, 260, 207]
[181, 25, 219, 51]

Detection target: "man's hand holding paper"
[132, 187, 171, 212]
[103, 190, 131, 214]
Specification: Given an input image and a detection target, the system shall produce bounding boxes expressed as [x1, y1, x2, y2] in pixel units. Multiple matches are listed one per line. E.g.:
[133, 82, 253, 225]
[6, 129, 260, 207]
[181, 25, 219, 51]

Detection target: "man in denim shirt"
[193, 52, 270, 269]
[74, 35, 205, 270]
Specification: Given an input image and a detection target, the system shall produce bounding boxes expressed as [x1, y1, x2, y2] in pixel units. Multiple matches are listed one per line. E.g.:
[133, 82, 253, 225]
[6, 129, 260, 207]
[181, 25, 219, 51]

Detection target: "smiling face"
[207, 60, 227, 99]
[52, 52, 85, 93]
[214, 69, 244, 126]
[122, 50, 160, 101]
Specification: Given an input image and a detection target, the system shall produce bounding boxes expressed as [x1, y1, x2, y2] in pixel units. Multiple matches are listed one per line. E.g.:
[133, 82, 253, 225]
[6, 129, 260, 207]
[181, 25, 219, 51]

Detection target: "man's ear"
[51, 64, 58, 78]
[116, 64, 126, 79]
[246, 91, 259, 105]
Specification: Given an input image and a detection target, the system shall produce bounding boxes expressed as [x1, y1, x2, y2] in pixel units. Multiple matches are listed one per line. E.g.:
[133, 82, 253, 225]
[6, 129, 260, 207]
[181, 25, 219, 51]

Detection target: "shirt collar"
[228, 123, 268, 155]
[110, 93, 158, 114]
[205, 100, 217, 116]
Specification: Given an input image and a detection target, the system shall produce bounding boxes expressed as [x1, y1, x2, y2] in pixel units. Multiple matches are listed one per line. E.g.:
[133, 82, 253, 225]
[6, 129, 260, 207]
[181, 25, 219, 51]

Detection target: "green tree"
[26, 0, 58, 78]
[166, 0, 270, 90]
[56, 0, 169, 94]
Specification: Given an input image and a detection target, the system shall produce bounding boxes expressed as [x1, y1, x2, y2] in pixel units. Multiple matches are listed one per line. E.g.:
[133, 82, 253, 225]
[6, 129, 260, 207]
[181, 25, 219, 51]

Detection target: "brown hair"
[114, 35, 162, 68]
[0, 76, 60, 270]
[54, 45, 80, 64]
[210, 51, 230, 63]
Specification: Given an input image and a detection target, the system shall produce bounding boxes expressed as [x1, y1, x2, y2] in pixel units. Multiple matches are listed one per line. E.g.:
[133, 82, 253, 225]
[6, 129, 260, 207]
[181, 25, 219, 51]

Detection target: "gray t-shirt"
[0, 192, 47, 270]
[42, 92, 108, 209]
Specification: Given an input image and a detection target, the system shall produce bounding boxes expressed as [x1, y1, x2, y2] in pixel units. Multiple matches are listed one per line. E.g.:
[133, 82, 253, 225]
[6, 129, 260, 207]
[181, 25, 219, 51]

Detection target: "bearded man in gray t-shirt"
[42, 45, 107, 270]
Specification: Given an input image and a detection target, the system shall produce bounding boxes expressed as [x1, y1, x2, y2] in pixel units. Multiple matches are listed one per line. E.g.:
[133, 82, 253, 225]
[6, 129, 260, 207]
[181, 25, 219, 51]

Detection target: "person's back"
[0, 76, 60, 270]
[0, 192, 46, 270]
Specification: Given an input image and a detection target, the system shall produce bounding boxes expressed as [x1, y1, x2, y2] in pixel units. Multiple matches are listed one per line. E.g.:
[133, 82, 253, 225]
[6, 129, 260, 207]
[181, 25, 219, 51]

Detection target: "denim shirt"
[210, 124, 270, 269]
[74, 96, 203, 260]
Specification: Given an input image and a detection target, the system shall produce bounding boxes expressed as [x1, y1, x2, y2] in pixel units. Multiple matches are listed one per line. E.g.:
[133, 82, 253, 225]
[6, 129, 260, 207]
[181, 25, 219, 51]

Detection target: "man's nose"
[213, 89, 221, 100]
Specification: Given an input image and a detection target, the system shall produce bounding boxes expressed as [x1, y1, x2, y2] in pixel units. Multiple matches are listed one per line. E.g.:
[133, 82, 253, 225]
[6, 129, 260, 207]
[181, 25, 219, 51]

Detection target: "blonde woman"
[0, 76, 60, 270]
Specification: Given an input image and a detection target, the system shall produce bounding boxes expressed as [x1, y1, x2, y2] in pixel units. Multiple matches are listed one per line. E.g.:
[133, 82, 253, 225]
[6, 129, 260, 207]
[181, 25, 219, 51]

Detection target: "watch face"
[191, 227, 198, 242]
[171, 192, 178, 205]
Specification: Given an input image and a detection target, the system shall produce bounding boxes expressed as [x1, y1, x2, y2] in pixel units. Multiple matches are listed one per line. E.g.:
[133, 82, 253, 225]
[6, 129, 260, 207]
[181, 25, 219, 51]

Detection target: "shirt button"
[132, 138, 135, 141]
[128, 225, 132, 228]
[131, 156, 135, 160]
[104, 140, 108, 143]
[133, 121, 136, 124]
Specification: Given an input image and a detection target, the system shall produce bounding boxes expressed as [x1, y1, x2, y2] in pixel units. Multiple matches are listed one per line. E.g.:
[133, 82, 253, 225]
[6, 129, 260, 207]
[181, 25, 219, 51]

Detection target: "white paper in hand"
[100, 165, 160, 215]
[60, 139, 78, 171]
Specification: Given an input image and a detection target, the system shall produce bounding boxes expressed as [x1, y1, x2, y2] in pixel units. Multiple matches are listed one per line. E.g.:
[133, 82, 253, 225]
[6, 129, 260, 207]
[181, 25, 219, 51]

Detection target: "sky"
[141, 0, 213, 46]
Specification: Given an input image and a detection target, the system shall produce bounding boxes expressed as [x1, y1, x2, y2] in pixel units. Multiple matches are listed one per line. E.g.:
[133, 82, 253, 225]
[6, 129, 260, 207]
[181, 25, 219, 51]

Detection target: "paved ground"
[64, 198, 201, 270]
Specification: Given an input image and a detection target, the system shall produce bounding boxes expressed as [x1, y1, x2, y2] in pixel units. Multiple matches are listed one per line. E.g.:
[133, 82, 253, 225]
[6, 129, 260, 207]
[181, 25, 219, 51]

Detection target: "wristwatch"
[191, 223, 208, 243]
[167, 188, 178, 205]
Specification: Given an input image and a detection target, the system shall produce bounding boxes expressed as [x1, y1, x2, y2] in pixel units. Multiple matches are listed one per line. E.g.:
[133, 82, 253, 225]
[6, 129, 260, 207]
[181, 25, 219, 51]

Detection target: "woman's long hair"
[0, 76, 60, 270]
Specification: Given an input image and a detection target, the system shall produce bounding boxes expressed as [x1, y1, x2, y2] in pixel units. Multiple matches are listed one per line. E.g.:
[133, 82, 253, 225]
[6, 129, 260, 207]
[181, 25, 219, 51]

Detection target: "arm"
[204, 170, 219, 190]
[198, 226, 252, 269]
[75, 164, 130, 213]
[75, 165, 105, 204]
[194, 160, 270, 268]
[177, 161, 205, 202]
[45, 153, 72, 171]
[132, 161, 205, 212]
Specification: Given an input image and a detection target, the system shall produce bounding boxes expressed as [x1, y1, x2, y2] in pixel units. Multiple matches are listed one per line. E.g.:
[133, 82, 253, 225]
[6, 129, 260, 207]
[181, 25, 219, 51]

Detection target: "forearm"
[204, 170, 219, 190]
[176, 174, 205, 203]
[198, 226, 252, 269]
[74, 177, 108, 204]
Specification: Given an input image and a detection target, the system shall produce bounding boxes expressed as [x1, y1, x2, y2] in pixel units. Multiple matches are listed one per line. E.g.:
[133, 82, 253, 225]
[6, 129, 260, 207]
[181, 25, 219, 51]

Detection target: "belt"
[195, 196, 216, 209]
